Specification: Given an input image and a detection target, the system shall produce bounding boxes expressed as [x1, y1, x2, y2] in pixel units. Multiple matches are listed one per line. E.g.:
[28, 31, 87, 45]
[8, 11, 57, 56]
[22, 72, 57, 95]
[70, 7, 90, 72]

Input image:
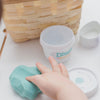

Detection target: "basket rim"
[3, 0, 36, 4]
[3, 0, 83, 5]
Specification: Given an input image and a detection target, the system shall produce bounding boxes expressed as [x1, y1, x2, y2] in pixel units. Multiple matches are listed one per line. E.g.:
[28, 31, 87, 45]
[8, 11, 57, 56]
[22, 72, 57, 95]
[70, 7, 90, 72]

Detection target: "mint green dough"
[9, 65, 41, 100]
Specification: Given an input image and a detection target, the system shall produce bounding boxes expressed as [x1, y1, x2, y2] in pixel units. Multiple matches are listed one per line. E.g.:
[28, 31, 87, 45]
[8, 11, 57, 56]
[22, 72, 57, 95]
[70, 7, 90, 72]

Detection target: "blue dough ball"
[9, 65, 41, 100]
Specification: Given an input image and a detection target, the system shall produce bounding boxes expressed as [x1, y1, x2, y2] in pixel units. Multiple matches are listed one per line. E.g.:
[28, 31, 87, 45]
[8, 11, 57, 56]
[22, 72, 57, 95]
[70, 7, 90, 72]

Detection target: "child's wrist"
[57, 86, 68, 100]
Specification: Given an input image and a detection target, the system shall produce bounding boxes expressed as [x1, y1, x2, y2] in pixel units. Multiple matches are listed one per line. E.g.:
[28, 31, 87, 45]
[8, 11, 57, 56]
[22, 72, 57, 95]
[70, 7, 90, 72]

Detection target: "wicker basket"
[3, 0, 83, 42]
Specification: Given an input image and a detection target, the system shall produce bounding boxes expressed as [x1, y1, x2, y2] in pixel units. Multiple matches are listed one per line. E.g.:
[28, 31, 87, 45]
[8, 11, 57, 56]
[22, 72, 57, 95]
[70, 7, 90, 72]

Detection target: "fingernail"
[59, 63, 63, 66]
[36, 62, 40, 66]
[26, 77, 29, 80]
[48, 56, 52, 59]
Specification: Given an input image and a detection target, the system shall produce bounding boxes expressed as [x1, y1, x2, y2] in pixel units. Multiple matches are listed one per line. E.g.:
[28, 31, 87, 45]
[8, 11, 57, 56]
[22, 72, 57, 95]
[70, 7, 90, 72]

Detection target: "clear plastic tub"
[40, 25, 75, 63]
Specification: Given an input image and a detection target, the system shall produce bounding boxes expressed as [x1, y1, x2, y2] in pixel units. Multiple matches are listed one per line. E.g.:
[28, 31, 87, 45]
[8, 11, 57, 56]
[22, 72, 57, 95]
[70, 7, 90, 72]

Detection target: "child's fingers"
[26, 75, 47, 89]
[49, 56, 60, 72]
[36, 62, 51, 74]
[59, 63, 69, 78]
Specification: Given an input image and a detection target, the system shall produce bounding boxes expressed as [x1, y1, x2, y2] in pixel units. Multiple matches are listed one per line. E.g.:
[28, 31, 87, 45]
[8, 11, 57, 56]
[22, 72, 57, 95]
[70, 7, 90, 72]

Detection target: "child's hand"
[26, 57, 88, 100]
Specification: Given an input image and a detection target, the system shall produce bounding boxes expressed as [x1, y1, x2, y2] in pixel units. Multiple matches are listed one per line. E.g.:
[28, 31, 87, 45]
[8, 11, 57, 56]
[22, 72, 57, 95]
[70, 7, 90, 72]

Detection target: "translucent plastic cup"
[40, 25, 75, 63]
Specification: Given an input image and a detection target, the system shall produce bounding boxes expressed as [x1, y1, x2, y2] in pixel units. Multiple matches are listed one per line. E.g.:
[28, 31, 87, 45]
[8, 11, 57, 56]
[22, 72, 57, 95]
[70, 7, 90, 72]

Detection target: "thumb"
[26, 75, 46, 88]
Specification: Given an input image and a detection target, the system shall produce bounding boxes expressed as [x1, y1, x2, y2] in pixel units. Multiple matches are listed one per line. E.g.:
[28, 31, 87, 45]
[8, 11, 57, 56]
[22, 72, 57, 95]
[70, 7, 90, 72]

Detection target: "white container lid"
[79, 21, 100, 48]
[69, 67, 98, 98]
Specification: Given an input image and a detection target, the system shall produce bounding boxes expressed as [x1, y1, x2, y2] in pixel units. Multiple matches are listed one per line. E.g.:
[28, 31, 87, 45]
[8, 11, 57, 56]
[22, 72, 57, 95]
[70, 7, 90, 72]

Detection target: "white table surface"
[0, 0, 100, 100]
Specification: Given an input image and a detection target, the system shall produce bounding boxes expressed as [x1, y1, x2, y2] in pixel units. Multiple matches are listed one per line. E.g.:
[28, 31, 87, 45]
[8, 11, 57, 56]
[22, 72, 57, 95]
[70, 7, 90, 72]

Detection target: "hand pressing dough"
[9, 65, 41, 100]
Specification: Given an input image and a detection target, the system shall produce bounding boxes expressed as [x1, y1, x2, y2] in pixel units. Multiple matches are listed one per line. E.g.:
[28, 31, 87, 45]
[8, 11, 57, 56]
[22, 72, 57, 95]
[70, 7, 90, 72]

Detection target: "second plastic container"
[40, 25, 75, 63]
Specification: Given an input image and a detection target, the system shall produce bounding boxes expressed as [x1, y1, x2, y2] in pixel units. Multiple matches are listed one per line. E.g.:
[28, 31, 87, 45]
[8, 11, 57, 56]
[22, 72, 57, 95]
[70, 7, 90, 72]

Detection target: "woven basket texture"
[3, 0, 83, 42]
